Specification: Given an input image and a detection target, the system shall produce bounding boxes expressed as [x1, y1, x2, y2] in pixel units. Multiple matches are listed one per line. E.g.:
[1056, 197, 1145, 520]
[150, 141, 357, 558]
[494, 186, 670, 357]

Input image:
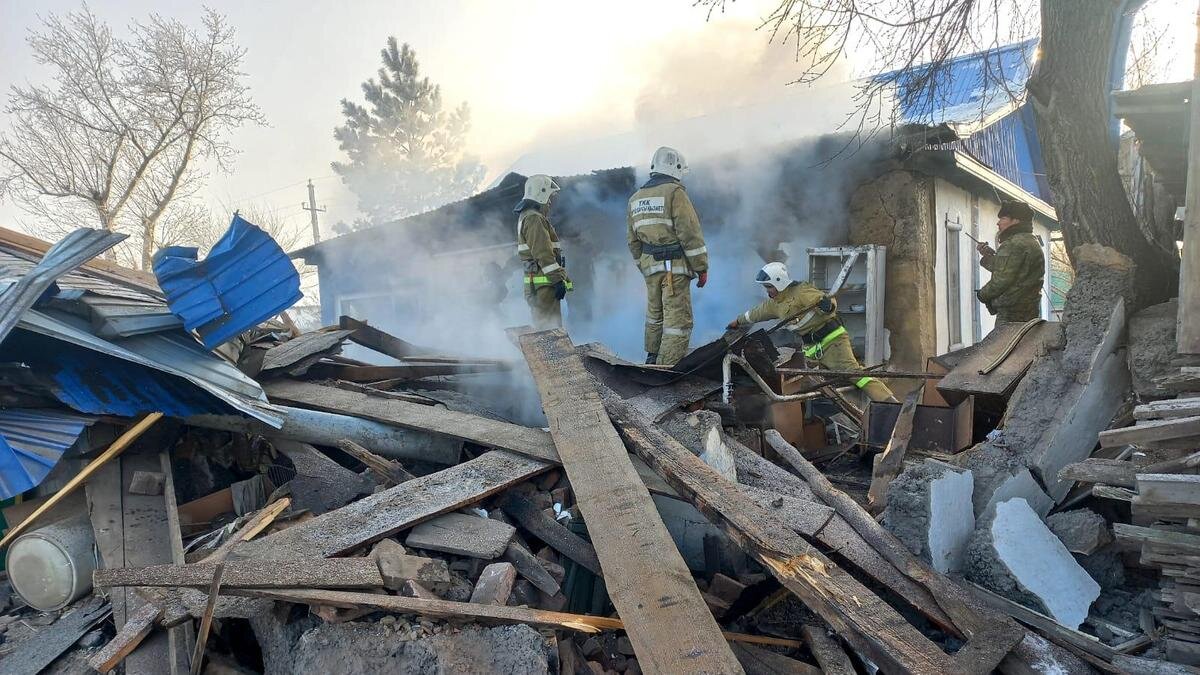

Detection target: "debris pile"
[0, 225, 1194, 673]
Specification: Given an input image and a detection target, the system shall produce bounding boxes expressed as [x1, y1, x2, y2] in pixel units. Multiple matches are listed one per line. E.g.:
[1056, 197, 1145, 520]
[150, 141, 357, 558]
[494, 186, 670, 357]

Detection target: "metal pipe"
[186, 405, 462, 465]
[777, 368, 942, 379]
[722, 353, 823, 404]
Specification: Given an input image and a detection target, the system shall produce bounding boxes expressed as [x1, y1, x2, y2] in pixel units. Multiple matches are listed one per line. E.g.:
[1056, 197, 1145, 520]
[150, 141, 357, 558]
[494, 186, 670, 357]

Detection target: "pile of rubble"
[0, 222, 1195, 674]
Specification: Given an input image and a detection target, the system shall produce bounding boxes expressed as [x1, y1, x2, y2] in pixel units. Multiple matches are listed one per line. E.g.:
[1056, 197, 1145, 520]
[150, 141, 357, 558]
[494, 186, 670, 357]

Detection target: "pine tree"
[333, 38, 484, 225]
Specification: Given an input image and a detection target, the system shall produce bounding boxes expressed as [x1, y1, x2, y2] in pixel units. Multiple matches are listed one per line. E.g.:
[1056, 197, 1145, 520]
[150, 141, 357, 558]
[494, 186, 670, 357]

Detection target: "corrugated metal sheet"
[0, 228, 126, 344]
[15, 308, 283, 426]
[890, 39, 1038, 127]
[4, 330, 231, 419]
[0, 408, 95, 499]
[957, 103, 1052, 203]
[77, 294, 182, 338]
[154, 215, 301, 349]
[0, 249, 159, 303]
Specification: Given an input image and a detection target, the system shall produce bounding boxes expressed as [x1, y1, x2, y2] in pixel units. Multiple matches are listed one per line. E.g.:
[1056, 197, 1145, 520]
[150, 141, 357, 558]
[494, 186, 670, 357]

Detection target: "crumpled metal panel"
[15, 308, 283, 427]
[0, 408, 96, 500]
[153, 215, 301, 349]
[0, 228, 126, 345]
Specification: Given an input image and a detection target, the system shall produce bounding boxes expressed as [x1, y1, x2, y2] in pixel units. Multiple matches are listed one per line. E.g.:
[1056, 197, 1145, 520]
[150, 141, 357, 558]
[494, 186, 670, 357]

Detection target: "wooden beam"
[766, 431, 1021, 650]
[867, 383, 923, 512]
[1099, 416, 1200, 447]
[87, 602, 162, 673]
[498, 490, 602, 576]
[228, 587, 802, 649]
[238, 450, 550, 560]
[200, 497, 291, 564]
[95, 558, 384, 589]
[515, 328, 741, 675]
[339, 314, 429, 358]
[1135, 396, 1200, 420]
[800, 625, 856, 675]
[337, 439, 416, 485]
[605, 392, 1020, 674]
[190, 562, 226, 675]
[1058, 458, 1137, 488]
[0, 412, 162, 547]
[1177, 74, 1200, 354]
[264, 379, 559, 463]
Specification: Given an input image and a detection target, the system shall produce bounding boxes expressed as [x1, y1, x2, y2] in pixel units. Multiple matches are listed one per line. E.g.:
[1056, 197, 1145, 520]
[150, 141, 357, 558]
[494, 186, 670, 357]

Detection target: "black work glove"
[553, 280, 568, 300]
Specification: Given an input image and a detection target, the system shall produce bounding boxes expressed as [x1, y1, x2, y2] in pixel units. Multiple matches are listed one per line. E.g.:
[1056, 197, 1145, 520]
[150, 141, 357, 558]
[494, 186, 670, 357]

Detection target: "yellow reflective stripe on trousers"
[802, 325, 847, 358]
[854, 376, 874, 389]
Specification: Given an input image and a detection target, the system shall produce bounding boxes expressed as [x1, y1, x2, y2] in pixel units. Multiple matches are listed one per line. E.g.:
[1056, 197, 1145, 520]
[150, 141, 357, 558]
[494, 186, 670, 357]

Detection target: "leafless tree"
[700, 0, 1180, 306]
[0, 6, 266, 270]
[1124, 0, 1179, 90]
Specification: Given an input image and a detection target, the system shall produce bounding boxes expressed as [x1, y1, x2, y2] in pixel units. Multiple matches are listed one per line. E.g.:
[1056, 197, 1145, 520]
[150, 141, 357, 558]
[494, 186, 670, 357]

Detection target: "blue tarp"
[153, 215, 301, 349]
[0, 409, 95, 500]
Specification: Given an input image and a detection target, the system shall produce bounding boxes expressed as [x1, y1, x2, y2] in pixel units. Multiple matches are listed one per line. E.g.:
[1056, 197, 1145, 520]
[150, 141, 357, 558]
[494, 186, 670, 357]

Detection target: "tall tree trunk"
[141, 216, 156, 270]
[1026, 0, 1179, 307]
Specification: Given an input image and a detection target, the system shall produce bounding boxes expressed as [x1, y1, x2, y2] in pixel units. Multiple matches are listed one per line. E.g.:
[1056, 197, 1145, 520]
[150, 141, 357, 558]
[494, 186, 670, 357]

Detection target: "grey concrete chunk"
[1046, 509, 1111, 555]
[128, 470, 165, 496]
[374, 552, 452, 594]
[966, 498, 1100, 629]
[883, 459, 975, 574]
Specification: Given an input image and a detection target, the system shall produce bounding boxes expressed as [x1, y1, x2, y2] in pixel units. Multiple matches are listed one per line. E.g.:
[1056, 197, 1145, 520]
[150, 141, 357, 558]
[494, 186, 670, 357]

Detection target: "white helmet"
[650, 146, 688, 180]
[523, 174, 561, 205]
[756, 262, 793, 292]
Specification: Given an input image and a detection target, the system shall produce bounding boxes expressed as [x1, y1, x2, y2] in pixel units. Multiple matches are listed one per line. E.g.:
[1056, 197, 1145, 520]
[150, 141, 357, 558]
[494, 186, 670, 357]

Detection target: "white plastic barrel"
[6, 514, 97, 611]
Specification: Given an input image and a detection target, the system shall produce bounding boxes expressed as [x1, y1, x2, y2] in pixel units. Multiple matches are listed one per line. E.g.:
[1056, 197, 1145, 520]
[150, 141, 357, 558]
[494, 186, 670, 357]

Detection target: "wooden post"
[1178, 7, 1200, 354]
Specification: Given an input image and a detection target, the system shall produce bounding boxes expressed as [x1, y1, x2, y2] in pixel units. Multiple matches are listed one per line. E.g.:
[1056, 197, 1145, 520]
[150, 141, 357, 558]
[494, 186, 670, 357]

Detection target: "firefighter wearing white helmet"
[728, 262, 897, 402]
[627, 146, 708, 365]
[516, 174, 571, 329]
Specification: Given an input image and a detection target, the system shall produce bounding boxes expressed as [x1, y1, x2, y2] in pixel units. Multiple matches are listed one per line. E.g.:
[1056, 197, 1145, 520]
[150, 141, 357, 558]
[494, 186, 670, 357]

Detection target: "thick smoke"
[323, 22, 891, 422]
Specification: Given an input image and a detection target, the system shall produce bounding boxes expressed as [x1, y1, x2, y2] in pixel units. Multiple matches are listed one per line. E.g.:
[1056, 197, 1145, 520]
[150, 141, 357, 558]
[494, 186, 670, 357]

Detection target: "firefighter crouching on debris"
[516, 174, 571, 329]
[975, 200, 1045, 323]
[727, 262, 898, 403]
[628, 146, 708, 366]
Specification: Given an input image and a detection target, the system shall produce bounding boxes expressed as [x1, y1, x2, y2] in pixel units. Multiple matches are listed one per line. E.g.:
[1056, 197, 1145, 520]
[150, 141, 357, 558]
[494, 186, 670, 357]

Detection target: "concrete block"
[663, 411, 735, 482]
[883, 459, 975, 574]
[374, 552, 452, 594]
[469, 562, 516, 606]
[1045, 509, 1111, 555]
[966, 498, 1100, 629]
[982, 467, 1054, 519]
[405, 512, 515, 559]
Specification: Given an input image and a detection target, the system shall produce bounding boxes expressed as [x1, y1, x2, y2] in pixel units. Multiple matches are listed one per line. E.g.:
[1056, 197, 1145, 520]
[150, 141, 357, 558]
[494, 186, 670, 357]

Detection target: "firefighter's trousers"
[807, 331, 897, 402]
[525, 284, 562, 330]
[643, 271, 693, 365]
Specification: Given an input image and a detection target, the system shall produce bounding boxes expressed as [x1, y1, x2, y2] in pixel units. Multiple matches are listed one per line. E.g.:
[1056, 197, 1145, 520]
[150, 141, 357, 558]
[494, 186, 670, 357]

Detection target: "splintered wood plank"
[516, 328, 742, 675]
[801, 625, 856, 675]
[603, 390, 1021, 675]
[1135, 396, 1200, 420]
[867, 383, 923, 513]
[264, 379, 560, 463]
[238, 450, 550, 560]
[1058, 458, 1137, 488]
[121, 451, 176, 673]
[1100, 416, 1200, 447]
[731, 642, 821, 675]
[95, 558, 385, 589]
[405, 512, 515, 558]
[260, 329, 352, 372]
[498, 490, 603, 575]
[88, 602, 162, 673]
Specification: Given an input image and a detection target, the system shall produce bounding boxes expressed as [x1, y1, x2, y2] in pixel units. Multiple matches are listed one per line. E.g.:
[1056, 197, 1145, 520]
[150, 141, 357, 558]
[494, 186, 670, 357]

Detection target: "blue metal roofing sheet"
[957, 103, 1052, 203]
[153, 215, 301, 349]
[888, 39, 1038, 127]
[4, 329, 234, 419]
[0, 408, 95, 500]
[13, 307, 283, 426]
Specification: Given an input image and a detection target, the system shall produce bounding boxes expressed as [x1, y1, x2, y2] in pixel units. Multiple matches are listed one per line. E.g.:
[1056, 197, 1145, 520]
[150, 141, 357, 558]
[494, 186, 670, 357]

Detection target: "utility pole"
[302, 179, 326, 244]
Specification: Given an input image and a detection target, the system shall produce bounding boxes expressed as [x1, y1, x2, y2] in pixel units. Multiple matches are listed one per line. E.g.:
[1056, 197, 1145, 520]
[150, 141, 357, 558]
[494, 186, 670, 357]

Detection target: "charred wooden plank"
[238, 450, 550, 560]
[95, 558, 384, 589]
[605, 391, 1020, 674]
[516, 328, 742, 675]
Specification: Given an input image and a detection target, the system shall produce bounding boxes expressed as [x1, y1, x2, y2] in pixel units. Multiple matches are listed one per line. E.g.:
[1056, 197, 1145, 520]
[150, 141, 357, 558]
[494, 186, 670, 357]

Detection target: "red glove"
[696, 271, 708, 288]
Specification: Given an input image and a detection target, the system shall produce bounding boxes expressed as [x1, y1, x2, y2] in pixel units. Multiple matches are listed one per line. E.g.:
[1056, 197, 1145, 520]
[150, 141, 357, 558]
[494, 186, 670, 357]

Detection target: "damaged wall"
[848, 168, 938, 376]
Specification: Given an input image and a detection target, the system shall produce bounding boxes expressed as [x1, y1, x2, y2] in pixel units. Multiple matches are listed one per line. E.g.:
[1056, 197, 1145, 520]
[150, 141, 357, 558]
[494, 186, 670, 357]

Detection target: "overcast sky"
[0, 0, 1194, 246]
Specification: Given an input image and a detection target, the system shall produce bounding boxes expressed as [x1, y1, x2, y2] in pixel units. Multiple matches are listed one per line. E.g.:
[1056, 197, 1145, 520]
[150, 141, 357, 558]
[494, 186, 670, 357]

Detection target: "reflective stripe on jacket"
[516, 208, 566, 284]
[735, 282, 836, 335]
[626, 177, 707, 278]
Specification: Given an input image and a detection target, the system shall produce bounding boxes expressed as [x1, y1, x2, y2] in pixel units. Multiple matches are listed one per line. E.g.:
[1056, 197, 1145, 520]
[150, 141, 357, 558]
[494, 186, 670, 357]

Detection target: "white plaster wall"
[932, 177, 1053, 356]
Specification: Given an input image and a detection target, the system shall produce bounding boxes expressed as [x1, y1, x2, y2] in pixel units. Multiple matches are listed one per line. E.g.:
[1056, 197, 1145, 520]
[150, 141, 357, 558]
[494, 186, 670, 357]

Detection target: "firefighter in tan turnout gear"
[628, 147, 708, 366]
[516, 174, 571, 329]
[728, 262, 897, 403]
